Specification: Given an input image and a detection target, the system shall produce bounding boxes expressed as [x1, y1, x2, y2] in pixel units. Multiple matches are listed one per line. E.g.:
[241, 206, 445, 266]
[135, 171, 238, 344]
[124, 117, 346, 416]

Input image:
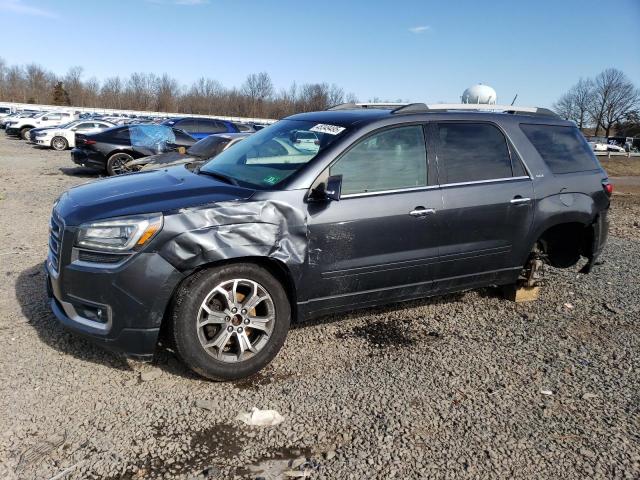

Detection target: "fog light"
[74, 303, 108, 323]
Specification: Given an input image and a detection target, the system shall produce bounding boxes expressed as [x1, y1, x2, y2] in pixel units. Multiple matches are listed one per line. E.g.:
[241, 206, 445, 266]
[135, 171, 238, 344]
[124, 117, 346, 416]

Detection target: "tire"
[171, 263, 291, 381]
[20, 127, 31, 140]
[51, 136, 68, 151]
[106, 152, 134, 176]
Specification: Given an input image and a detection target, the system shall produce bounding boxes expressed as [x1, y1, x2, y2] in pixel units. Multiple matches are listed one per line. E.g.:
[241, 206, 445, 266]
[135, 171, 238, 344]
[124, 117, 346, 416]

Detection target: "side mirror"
[311, 174, 342, 202]
[325, 175, 342, 201]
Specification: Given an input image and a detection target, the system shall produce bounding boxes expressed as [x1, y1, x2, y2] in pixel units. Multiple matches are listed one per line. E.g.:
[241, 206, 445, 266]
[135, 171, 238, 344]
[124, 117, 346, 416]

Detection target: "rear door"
[431, 121, 534, 287]
[302, 124, 443, 311]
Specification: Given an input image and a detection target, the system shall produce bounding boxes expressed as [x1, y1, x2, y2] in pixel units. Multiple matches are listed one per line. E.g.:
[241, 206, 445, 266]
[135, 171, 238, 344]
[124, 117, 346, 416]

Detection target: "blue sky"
[1, 0, 639, 107]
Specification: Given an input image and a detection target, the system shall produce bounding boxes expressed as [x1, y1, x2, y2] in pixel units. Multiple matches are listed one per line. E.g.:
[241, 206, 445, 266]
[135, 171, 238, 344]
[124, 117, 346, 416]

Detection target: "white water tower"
[461, 84, 497, 104]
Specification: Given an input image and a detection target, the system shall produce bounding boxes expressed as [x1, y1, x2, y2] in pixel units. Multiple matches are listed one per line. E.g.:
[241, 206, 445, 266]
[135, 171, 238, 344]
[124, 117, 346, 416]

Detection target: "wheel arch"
[107, 148, 140, 160]
[161, 256, 299, 332]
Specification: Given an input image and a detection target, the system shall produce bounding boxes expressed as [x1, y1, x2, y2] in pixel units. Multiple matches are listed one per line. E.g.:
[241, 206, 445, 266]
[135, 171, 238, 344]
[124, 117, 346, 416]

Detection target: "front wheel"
[106, 152, 134, 176]
[171, 264, 291, 381]
[51, 136, 68, 151]
[20, 127, 31, 140]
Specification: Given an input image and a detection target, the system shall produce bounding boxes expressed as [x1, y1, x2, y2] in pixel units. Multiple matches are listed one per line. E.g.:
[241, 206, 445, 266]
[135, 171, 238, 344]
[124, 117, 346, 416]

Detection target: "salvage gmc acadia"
[45, 103, 611, 380]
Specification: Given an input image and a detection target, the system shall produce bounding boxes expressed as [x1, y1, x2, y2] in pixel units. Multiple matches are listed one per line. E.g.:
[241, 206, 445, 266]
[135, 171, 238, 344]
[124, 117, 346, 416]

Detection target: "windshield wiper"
[197, 168, 239, 186]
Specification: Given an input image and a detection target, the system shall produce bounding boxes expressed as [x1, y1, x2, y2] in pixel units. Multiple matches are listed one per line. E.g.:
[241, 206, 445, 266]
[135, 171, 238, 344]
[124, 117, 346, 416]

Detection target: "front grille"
[48, 212, 63, 274]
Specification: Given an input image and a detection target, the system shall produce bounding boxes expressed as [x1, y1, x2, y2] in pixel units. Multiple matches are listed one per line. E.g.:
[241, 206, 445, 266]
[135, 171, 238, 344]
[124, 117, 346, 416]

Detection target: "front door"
[301, 124, 443, 314]
[430, 121, 535, 287]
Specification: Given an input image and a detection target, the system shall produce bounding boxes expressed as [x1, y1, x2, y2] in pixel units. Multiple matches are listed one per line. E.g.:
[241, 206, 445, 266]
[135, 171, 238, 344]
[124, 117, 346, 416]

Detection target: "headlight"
[76, 213, 163, 252]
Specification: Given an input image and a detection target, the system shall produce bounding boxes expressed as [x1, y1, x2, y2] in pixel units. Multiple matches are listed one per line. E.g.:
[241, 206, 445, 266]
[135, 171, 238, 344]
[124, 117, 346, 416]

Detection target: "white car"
[33, 120, 115, 150]
[606, 143, 625, 153]
[289, 130, 320, 152]
[0, 106, 13, 119]
[588, 141, 626, 153]
[1, 111, 39, 128]
[5, 111, 78, 140]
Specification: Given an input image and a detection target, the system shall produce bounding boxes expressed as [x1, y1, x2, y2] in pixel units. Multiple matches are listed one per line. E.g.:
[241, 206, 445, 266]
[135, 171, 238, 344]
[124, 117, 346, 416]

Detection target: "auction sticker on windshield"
[309, 124, 345, 135]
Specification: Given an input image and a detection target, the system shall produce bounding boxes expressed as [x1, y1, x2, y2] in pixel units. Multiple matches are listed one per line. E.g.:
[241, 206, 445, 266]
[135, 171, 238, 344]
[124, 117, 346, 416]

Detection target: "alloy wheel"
[196, 278, 275, 363]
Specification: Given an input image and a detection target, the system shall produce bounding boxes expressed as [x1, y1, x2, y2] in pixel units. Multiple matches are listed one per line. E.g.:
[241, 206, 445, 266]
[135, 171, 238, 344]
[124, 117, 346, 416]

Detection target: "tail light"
[602, 181, 613, 197]
[79, 138, 96, 145]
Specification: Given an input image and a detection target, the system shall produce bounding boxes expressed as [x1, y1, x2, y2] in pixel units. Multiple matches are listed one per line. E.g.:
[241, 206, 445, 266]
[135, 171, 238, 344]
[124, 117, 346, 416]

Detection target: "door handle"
[510, 196, 531, 204]
[409, 207, 436, 217]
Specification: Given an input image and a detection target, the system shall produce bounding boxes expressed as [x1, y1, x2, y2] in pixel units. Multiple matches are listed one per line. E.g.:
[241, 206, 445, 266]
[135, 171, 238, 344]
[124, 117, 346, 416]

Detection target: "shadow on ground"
[59, 166, 101, 178]
[15, 262, 132, 372]
[16, 260, 471, 379]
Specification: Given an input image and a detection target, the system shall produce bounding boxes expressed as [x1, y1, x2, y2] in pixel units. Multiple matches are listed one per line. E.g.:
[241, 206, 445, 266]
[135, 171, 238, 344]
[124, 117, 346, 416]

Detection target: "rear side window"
[330, 125, 427, 195]
[435, 123, 513, 184]
[176, 119, 197, 131]
[520, 124, 598, 174]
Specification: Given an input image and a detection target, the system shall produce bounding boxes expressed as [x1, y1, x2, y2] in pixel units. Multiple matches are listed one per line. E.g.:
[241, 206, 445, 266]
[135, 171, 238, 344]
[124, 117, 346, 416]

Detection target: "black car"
[46, 103, 610, 381]
[125, 132, 251, 172]
[71, 124, 196, 175]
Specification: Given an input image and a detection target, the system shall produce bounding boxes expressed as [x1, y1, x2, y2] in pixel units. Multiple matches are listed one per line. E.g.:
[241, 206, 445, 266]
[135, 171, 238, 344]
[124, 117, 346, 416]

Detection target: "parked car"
[0, 106, 13, 118]
[289, 129, 320, 151]
[70, 124, 197, 175]
[6, 110, 77, 140]
[0, 111, 39, 129]
[606, 143, 625, 153]
[161, 116, 239, 139]
[588, 141, 626, 153]
[31, 119, 116, 150]
[46, 103, 610, 381]
[125, 132, 251, 171]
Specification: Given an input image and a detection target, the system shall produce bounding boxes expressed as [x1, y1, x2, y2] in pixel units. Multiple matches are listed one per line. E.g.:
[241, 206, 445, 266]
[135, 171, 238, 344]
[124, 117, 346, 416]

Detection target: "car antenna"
[510, 94, 518, 106]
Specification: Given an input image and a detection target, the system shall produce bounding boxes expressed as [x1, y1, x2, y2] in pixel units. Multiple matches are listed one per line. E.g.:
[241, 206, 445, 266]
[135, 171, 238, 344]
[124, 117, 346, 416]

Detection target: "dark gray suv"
[45, 103, 610, 380]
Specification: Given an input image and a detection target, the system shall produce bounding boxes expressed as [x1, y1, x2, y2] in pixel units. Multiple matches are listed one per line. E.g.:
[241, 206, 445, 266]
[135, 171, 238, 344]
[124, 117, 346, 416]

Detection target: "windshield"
[200, 119, 345, 189]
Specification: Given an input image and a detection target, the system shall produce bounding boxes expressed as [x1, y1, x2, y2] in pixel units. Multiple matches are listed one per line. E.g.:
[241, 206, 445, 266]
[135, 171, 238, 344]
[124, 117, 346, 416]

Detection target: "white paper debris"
[236, 407, 285, 426]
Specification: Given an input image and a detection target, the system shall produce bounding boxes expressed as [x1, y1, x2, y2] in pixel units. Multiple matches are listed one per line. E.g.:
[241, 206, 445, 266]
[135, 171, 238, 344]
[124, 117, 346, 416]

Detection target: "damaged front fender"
[156, 198, 309, 274]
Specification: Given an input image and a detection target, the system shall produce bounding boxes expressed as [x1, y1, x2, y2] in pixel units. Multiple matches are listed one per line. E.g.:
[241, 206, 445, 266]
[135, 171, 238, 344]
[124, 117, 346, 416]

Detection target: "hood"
[127, 151, 191, 168]
[55, 165, 255, 225]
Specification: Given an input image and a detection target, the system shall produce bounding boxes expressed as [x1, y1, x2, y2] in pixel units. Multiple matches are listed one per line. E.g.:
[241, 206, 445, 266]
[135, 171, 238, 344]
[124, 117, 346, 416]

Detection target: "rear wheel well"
[107, 149, 139, 159]
[536, 222, 593, 268]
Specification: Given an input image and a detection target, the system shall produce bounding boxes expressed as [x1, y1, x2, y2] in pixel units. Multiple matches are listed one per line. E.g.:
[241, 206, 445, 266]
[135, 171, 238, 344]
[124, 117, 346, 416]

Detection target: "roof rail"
[327, 102, 409, 111]
[391, 103, 559, 118]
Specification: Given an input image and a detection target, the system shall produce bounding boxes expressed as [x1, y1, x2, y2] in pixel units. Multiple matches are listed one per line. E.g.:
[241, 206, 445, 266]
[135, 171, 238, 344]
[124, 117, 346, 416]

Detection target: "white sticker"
[309, 123, 345, 135]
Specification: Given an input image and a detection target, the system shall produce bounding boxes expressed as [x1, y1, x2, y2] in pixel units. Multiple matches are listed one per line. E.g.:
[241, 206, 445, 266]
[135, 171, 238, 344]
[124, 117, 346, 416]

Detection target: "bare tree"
[242, 72, 274, 116]
[100, 76, 123, 109]
[589, 68, 640, 136]
[64, 66, 85, 106]
[554, 78, 594, 129]
[0, 59, 360, 118]
[155, 73, 180, 112]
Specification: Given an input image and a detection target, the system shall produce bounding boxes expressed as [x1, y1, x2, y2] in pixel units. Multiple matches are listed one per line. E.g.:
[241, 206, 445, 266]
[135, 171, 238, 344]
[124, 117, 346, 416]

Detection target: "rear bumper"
[71, 148, 105, 169]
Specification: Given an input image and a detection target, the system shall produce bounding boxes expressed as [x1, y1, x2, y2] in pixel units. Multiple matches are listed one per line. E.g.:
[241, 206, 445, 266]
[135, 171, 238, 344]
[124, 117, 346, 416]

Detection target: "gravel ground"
[0, 135, 639, 479]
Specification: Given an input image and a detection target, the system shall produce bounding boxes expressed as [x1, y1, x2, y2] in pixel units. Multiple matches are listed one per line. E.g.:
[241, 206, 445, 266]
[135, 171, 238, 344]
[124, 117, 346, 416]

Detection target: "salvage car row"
[1, 108, 267, 175]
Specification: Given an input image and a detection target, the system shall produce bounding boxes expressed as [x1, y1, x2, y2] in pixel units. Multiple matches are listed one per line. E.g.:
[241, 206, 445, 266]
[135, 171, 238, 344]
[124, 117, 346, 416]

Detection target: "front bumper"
[5, 127, 20, 136]
[45, 248, 185, 358]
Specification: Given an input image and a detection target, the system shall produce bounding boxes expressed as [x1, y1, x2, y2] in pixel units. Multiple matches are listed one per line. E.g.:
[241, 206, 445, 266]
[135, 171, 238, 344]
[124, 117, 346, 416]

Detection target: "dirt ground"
[0, 136, 639, 480]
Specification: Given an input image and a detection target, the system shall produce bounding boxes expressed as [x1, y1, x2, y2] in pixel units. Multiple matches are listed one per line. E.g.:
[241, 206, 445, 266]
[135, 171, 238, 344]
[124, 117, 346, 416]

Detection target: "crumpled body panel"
[158, 199, 308, 272]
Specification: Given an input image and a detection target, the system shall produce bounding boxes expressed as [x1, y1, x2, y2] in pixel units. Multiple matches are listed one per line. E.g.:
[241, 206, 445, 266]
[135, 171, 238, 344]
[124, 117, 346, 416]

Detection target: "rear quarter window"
[520, 124, 598, 174]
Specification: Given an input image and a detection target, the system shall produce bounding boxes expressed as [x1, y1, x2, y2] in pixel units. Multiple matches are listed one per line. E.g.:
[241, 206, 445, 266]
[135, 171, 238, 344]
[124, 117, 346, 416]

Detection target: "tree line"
[0, 59, 358, 119]
[554, 68, 640, 137]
